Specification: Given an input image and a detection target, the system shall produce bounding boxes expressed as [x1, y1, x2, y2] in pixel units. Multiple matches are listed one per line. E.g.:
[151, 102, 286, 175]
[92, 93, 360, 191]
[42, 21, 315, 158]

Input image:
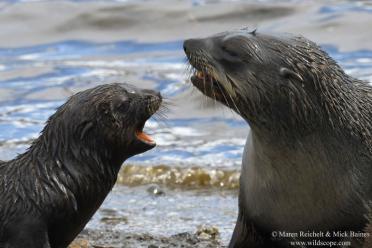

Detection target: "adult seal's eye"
[222, 44, 239, 58]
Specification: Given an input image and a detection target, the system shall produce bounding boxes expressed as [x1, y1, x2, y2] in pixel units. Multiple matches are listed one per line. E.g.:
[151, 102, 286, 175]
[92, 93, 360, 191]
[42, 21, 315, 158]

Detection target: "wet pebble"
[100, 216, 128, 226]
[146, 184, 165, 196]
[196, 225, 220, 240]
[68, 239, 89, 248]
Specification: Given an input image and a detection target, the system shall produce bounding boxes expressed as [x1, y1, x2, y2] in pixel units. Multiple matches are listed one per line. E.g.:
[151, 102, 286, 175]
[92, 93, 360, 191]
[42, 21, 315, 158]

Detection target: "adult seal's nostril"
[183, 39, 203, 55]
[183, 39, 192, 54]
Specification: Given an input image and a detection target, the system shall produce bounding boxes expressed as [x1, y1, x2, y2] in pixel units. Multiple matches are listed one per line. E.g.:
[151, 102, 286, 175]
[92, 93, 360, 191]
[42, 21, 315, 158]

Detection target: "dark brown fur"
[365, 207, 372, 248]
[0, 83, 161, 248]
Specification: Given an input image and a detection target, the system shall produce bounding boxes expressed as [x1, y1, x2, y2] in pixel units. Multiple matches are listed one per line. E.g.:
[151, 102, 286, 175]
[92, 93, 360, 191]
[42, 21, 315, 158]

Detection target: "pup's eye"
[117, 101, 130, 112]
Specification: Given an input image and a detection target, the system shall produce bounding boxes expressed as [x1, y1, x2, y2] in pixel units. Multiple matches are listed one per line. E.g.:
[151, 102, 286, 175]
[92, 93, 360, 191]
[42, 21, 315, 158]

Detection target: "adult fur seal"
[184, 30, 372, 247]
[0, 83, 162, 248]
[365, 205, 372, 248]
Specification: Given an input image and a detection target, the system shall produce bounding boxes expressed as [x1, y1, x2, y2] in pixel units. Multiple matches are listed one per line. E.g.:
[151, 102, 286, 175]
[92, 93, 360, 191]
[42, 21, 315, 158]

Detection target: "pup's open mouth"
[134, 99, 161, 146]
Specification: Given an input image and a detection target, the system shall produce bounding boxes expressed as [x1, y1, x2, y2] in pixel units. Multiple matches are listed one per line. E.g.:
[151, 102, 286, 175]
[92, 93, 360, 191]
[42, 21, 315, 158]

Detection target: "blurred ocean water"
[1, 0, 372, 245]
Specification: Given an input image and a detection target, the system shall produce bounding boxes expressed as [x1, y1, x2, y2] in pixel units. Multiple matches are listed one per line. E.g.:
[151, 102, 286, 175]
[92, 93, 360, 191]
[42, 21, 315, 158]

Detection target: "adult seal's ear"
[279, 67, 303, 82]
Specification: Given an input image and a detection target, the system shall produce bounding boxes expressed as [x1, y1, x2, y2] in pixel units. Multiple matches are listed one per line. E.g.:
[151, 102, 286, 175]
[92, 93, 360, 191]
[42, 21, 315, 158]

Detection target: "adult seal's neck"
[243, 72, 368, 142]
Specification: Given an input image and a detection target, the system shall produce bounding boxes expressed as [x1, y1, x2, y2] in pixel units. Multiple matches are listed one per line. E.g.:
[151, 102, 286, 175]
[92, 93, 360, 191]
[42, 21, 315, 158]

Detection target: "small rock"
[196, 226, 220, 240]
[100, 216, 128, 225]
[146, 184, 165, 196]
[68, 239, 89, 248]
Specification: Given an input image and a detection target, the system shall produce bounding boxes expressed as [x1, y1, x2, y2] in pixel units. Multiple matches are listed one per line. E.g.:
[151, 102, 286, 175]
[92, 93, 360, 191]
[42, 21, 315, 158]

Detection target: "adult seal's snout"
[183, 38, 210, 59]
[185, 29, 372, 247]
[183, 39, 198, 54]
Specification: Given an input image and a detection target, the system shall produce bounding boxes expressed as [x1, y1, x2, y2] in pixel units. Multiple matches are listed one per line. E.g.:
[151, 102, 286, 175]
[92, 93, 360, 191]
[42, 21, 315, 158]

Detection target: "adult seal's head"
[0, 83, 162, 248]
[183, 29, 371, 136]
[184, 30, 372, 247]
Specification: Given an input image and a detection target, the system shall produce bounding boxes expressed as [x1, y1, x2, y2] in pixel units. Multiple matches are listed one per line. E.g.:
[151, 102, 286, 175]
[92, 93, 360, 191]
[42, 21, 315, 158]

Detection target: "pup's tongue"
[136, 131, 154, 143]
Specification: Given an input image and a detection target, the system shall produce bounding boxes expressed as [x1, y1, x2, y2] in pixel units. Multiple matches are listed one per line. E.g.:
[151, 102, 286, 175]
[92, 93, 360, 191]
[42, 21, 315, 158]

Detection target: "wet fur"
[0, 83, 161, 248]
[184, 30, 372, 247]
[364, 204, 372, 248]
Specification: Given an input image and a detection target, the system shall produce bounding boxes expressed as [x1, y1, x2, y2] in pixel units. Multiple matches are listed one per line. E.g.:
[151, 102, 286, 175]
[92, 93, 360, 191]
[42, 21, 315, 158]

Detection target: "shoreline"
[69, 227, 224, 248]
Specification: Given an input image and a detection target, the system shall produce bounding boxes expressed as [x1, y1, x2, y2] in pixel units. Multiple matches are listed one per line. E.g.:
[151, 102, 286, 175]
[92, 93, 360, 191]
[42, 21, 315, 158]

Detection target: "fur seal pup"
[184, 30, 372, 247]
[0, 83, 162, 248]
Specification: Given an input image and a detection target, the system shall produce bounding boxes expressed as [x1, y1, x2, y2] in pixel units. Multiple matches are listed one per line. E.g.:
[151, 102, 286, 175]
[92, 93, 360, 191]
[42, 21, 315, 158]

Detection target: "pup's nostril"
[156, 92, 162, 100]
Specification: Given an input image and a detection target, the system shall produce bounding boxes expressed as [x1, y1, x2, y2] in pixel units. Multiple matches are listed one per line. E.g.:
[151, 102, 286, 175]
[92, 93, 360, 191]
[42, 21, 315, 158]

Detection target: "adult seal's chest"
[242, 132, 367, 232]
